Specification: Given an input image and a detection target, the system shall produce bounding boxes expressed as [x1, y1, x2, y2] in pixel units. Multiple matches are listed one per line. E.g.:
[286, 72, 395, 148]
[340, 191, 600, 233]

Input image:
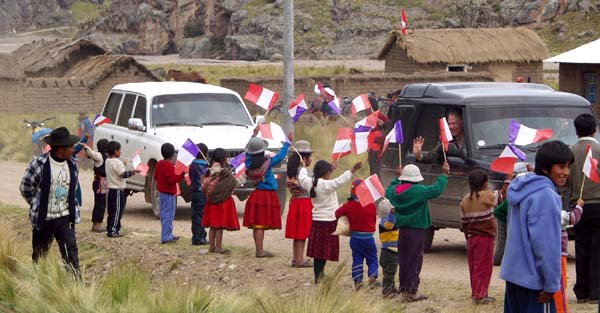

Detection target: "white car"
[95, 82, 287, 217]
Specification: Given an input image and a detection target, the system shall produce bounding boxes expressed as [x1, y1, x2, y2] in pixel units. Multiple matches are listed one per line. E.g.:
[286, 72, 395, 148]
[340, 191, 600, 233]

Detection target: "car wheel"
[493, 218, 507, 266]
[145, 165, 160, 219]
[424, 227, 435, 253]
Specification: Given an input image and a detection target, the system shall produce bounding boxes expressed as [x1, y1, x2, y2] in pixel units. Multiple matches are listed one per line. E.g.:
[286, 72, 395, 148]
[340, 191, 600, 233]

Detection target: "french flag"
[583, 144, 600, 183]
[355, 174, 386, 207]
[258, 122, 290, 143]
[288, 94, 308, 123]
[351, 94, 372, 118]
[332, 128, 353, 160]
[509, 120, 553, 146]
[439, 117, 453, 151]
[93, 114, 112, 127]
[353, 124, 371, 155]
[230, 152, 246, 178]
[244, 83, 279, 111]
[131, 148, 149, 176]
[379, 120, 404, 157]
[176, 138, 200, 174]
[327, 97, 341, 115]
[490, 144, 526, 174]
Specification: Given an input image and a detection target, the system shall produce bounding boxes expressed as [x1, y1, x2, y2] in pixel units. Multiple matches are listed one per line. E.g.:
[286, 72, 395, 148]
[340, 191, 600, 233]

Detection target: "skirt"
[307, 220, 340, 261]
[243, 189, 282, 229]
[285, 198, 313, 240]
[202, 196, 240, 230]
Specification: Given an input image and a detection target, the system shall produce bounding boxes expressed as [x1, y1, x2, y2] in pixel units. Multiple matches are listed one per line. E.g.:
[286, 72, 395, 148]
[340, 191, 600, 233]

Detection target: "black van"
[380, 82, 597, 263]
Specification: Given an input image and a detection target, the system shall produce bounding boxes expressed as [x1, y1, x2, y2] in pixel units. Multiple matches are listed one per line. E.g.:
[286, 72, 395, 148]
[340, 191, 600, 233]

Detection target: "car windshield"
[470, 106, 598, 153]
[152, 93, 252, 127]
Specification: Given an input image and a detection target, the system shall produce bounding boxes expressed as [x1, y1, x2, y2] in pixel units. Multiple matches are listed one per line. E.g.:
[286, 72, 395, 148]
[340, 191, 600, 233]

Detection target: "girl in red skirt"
[243, 136, 290, 257]
[285, 140, 313, 267]
[202, 148, 240, 254]
[298, 159, 362, 283]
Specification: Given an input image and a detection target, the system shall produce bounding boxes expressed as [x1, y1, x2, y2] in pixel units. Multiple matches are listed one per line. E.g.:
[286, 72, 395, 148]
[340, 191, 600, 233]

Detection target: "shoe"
[91, 223, 104, 233]
[382, 289, 398, 299]
[161, 237, 180, 244]
[255, 250, 274, 258]
[107, 232, 123, 238]
[291, 259, 312, 268]
[474, 297, 496, 305]
[368, 279, 382, 289]
[404, 293, 428, 302]
[192, 239, 209, 246]
[577, 298, 590, 304]
[211, 249, 231, 254]
[354, 281, 363, 291]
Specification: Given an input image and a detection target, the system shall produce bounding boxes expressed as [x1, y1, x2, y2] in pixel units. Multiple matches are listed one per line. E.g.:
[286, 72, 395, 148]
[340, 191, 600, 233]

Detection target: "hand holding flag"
[176, 138, 200, 174]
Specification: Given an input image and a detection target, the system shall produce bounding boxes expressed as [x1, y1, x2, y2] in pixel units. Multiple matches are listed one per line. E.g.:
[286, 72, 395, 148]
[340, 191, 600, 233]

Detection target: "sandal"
[211, 248, 231, 254]
[256, 251, 274, 258]
[291, 259, 312, 268]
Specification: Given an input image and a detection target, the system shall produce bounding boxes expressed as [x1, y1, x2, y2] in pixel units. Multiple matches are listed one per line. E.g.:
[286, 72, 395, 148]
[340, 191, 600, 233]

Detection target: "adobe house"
[377, 28, 548, 83]
[0, 53, 25, 112]
[545, 39, 600, 109]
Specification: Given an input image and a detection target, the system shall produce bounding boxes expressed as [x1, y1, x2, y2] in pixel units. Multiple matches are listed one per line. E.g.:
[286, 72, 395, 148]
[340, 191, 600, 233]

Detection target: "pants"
[380, 247, 398, 295]
[467, 235, 494, 299]
[91, 192, 107, 223]
[349, 235, 378, 283]
[107, 189, 126, 235]
[574, 204, 600, 301]
[191, 191, 207, 244]
[397, 228, 425, 294]
[314, 258, 327, 284]
[159, 192, 176, 242]
[368, 150, 381, 176]
[504, 281, 556, 313]
[554, 256, 569, 313]
[32, 216, 80, 275]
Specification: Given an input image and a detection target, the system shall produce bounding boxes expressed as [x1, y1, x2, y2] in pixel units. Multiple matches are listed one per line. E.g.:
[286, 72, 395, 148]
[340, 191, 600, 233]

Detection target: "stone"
[577, 30, 594, 37]
[270, 53, 283, 62]
[445, 18, 461, 28]
[224, 35, 261, 61]
[180, 37, 213, 59]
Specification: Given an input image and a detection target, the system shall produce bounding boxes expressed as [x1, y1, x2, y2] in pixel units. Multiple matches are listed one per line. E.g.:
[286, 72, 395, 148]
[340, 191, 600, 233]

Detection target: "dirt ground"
[2, 160, 597, 313]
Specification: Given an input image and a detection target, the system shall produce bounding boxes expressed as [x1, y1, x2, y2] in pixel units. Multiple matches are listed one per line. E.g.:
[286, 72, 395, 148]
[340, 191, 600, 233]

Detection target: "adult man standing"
[569, 113, 600, 304]
[20, 127, 81, 276]
[412, 109, 467, 164]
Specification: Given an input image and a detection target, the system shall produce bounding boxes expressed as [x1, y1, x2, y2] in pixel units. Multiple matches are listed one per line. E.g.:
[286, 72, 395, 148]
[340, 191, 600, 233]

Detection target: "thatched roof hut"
[12, 38, 106, 77]
[377, 28, 548, 64]
[63, 55, 159, 87]
[0, 53, 25, 80]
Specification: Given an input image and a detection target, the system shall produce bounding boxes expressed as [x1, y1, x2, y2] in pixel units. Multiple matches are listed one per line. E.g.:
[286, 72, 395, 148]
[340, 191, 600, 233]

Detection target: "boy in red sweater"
[336, 179, 379, 288]
[155, 143, 184, 244]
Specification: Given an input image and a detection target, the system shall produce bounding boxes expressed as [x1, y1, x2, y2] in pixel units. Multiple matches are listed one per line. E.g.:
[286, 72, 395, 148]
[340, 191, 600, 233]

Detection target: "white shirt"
[106, 158, 127, 189]
[298, 167, 353, 221]
[47, 156, 70, 220]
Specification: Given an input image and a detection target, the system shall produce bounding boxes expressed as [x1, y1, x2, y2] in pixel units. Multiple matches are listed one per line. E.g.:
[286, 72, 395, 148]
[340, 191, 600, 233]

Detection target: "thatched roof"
[12, 38, 106, 75]
[63, 55, 159, 87]
[0, 53, 25, 80]
[378, 28, 548, 64]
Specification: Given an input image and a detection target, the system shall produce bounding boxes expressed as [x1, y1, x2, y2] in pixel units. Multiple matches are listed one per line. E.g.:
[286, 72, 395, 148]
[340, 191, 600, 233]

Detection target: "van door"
[126, 95, 148, 188]
[380, 103, 415, 186]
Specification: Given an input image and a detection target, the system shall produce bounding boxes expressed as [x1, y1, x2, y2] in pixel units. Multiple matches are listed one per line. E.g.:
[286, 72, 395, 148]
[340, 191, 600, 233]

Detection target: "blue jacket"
[499, 173, 562, 293]
[245, 142, 289, 190]
[189, 159, 209, 192]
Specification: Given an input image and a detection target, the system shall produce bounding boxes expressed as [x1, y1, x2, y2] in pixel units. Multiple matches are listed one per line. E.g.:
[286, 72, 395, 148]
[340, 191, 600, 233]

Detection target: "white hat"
[398, 164, 424, 182]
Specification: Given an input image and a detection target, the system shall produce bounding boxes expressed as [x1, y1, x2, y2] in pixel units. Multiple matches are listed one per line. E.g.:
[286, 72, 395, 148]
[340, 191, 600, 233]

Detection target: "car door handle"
[110, 135, 114, 139]
[125, 139, 129, 144]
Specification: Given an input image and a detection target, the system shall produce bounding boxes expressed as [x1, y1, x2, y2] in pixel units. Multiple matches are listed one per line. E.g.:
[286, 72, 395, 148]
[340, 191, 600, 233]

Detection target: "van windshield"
[470, 106, 598, 152]
[151, 93, 252, 127]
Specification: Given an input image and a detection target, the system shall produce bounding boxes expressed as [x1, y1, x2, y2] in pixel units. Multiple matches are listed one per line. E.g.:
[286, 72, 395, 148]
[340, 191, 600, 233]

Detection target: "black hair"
[310, 160, 332, 198]
[369, 96, 379, 111]
[468, 169, 488, 200]
[248, 152, 268, 170]
[287, 152, 311, 179]
[447, 108, 463, 119]
[534, 141, 574, 178]
[107, 141, 121, 156]
[196, 143, 208, 159]
[96, 139, 109, 155]
[160, 143, 176, 159]
[210, 148, 227, 166]
[574, 113, 597, 138]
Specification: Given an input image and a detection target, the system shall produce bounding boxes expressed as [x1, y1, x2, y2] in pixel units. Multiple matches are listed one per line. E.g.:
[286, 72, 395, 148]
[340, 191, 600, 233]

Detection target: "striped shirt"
[379, 213, 399, 251]
[460, 190, 498, 237]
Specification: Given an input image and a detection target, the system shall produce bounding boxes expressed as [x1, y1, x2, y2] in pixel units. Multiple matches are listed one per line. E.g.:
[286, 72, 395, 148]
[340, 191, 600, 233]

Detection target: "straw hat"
[246, 137, 268, 154]
[294, 140, 313, 154]
[398, 164, 424, 182]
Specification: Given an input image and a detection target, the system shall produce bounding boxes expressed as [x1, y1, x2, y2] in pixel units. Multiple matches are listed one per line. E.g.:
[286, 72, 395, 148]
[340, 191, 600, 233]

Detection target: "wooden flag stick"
[441, 142, 448, 164]
[398, 145, 402, 167]
[290, 144, 303, 160]
[198, 149, 209, 163]
[579, 175, 586, 200]
[339, 115, 355, 128]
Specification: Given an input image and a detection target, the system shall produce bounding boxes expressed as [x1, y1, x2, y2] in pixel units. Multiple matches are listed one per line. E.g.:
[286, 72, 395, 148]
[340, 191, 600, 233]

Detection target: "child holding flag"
[189, 143, 209, 245]
[155, 143, 185, 244]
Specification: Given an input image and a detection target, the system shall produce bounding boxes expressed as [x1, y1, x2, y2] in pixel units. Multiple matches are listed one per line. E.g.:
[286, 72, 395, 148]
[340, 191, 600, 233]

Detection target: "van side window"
[133, 96, 147, 124]
[117, 94, 137, 127]
[417, 105, 445, 151]
[383, 103, 415, 167]
[103, 92, 123, 122]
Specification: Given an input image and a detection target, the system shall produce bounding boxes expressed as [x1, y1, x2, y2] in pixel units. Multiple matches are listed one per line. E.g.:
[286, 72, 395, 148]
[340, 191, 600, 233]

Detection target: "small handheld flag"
[230, 152, 246, 178]
[244, 84, 279, 111]
[258, 122, 290, 143]
[439, 117, 453, 151]
[351, 94, 372, 118]
[401, 8, 408, 36]
[355, 174, 386, 207]
[509, 120, 553, 146]
[176, 138, 199, 174]
[93, 114, 112, 127]
[490, 145, 526, 174]
[380, 120, 404, 157]
[131, 148, 149, 176]
[332, 128, 353, 160]
[288, 94, 308, 123]
[583, 144, 600, 183]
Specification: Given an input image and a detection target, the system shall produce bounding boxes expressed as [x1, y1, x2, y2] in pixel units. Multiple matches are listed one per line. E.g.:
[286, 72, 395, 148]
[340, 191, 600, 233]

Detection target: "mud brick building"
[0, 53, 25, 112]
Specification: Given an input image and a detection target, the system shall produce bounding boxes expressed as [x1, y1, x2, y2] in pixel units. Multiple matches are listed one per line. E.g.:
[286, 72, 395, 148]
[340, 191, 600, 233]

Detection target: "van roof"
[401, 82, 591, 107]
[111, 82, 239, 98]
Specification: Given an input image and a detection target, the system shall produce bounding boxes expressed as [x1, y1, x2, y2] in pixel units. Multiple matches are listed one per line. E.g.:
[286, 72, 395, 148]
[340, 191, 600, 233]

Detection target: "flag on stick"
[353, 125, 371, 155]
[401, 8, 408, 36]
[176, 138, 199, 174]
[490, 145, 526, 174]
[258, 122, 290, 143]
[332, 128, 353, 160]
[288, 94, 308, 123]
[583, 144, 600, 183]
[230, 152, 246, 178]
[351, 94, 372, 118]
[380, 120, 404, 157]
[131, 148, 149, 176]
[509, 120, 553, 146]
[439, 117, 453, 151]
[244, 84, 279, 111]
[355, 174, 386, 207]
[93, 114, 112, 127]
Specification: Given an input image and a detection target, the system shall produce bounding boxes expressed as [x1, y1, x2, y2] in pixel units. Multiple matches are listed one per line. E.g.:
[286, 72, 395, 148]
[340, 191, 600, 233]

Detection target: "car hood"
[152, 125, 283, 151]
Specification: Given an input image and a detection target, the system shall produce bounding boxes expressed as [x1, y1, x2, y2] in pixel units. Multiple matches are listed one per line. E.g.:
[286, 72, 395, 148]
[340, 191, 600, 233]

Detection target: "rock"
[445, 18, 461, 28]
[227, 264, 237, 270]
[218, 263, 226, 269]
[270, 53, 283, 62]
[180, 37, 213, 59]
[224, 35, 261, 61]
[198, 249, 209, 255]
[255, 268, 263, 272]
[577, 30, 594, 37]
[542, 0, 559, 20]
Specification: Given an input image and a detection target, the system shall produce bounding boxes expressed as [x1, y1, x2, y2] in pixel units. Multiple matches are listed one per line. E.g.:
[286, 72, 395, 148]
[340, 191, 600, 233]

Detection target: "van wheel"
[493, 218, 507, 265]
[145, 165, 160, 219]
[424, 227, 435, 253]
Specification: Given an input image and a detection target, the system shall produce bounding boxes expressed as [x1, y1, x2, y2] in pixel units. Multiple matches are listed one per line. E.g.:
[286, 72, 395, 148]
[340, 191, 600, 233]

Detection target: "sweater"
[561, 205, 583, 256]
[460, 190, 498, 237]
[335, 199, 376, 233]
[245, 142, 290, 190]
[298, 167, 353, 221]
[105, 158, 134, 190]
[379, 213, 399, 251]
[385, 175, 448, 229]
[499, 173, 562, 293]
[569, 137, 600, 205]
[155, 159, 184, 195]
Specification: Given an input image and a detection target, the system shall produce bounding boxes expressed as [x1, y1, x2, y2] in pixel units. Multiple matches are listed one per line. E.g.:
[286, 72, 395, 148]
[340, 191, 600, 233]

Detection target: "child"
[91, 139, 109, 232]
[379, 207, 399, 298]
[501, 141, 572, 313]
[243, 135, 290, 258]
[335, 179, 379, 289]
[189, 143, 209, 245]
[554, 199, 583, 313]
[299, 160, 362, 284]
[385, 163, 449, 302]
[285, 140, 313, 267]
[105, 141, 139, 237]
[155, 143, 184, 244]
[201, 148, 240, 254]
[460, 169, 500, 305]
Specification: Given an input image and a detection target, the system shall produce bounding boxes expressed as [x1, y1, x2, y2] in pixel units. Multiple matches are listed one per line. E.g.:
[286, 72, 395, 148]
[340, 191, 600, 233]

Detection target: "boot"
[91, 222, 104, 233]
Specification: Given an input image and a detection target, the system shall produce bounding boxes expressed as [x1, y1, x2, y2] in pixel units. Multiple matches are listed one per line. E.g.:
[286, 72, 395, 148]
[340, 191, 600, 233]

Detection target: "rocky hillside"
[1, 0, 599, 60]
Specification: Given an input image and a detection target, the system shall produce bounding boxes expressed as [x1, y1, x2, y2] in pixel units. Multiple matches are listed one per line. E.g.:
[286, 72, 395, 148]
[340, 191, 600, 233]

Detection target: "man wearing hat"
[20, 126, 82, 275]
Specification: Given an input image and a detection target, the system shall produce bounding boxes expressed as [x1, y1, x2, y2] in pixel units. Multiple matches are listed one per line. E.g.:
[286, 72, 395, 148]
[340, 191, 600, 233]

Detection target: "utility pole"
[282, 0, 294, 135]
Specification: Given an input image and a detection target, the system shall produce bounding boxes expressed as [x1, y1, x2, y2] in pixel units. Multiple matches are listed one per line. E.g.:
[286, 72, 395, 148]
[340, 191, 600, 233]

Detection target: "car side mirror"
[128, 118, 145, 131]
[255, 115, 266, 125]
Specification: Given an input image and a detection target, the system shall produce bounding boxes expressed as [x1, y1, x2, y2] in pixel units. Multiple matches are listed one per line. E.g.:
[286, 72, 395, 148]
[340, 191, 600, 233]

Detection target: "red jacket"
[367, 112, 389, 152]
[155, 159, 184, 195]
[335, 199, 377, 232]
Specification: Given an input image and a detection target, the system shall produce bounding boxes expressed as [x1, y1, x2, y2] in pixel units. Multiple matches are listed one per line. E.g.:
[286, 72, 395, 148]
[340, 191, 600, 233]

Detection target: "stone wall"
[0, 80, 24, 112]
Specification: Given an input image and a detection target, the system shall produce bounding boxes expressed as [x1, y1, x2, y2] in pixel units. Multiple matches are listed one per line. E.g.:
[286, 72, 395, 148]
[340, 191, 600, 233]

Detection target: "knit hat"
[350, 179, 363, 198]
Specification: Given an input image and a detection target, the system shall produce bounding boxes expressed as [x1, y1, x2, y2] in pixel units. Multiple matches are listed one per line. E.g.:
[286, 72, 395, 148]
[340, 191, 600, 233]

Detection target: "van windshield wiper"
[200, 122, 250, 128]
[155, 122, 203, 128]
[478, 144, 507, 149]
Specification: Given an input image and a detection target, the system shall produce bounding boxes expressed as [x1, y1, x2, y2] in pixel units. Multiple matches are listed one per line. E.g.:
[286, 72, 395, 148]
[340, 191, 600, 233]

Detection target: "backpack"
[245, 158, 271, 184]
[202, 169, 237, 204]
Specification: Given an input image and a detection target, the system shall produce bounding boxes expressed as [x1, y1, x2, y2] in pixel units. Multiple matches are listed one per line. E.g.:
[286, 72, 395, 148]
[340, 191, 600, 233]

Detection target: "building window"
[447, 65, 467, 72]
[584, 73, 597, 104]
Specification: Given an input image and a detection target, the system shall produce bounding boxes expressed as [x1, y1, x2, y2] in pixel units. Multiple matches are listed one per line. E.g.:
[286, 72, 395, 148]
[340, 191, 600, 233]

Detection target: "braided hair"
[468, 169, 488, 200]
[310, 160, 332, 198]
